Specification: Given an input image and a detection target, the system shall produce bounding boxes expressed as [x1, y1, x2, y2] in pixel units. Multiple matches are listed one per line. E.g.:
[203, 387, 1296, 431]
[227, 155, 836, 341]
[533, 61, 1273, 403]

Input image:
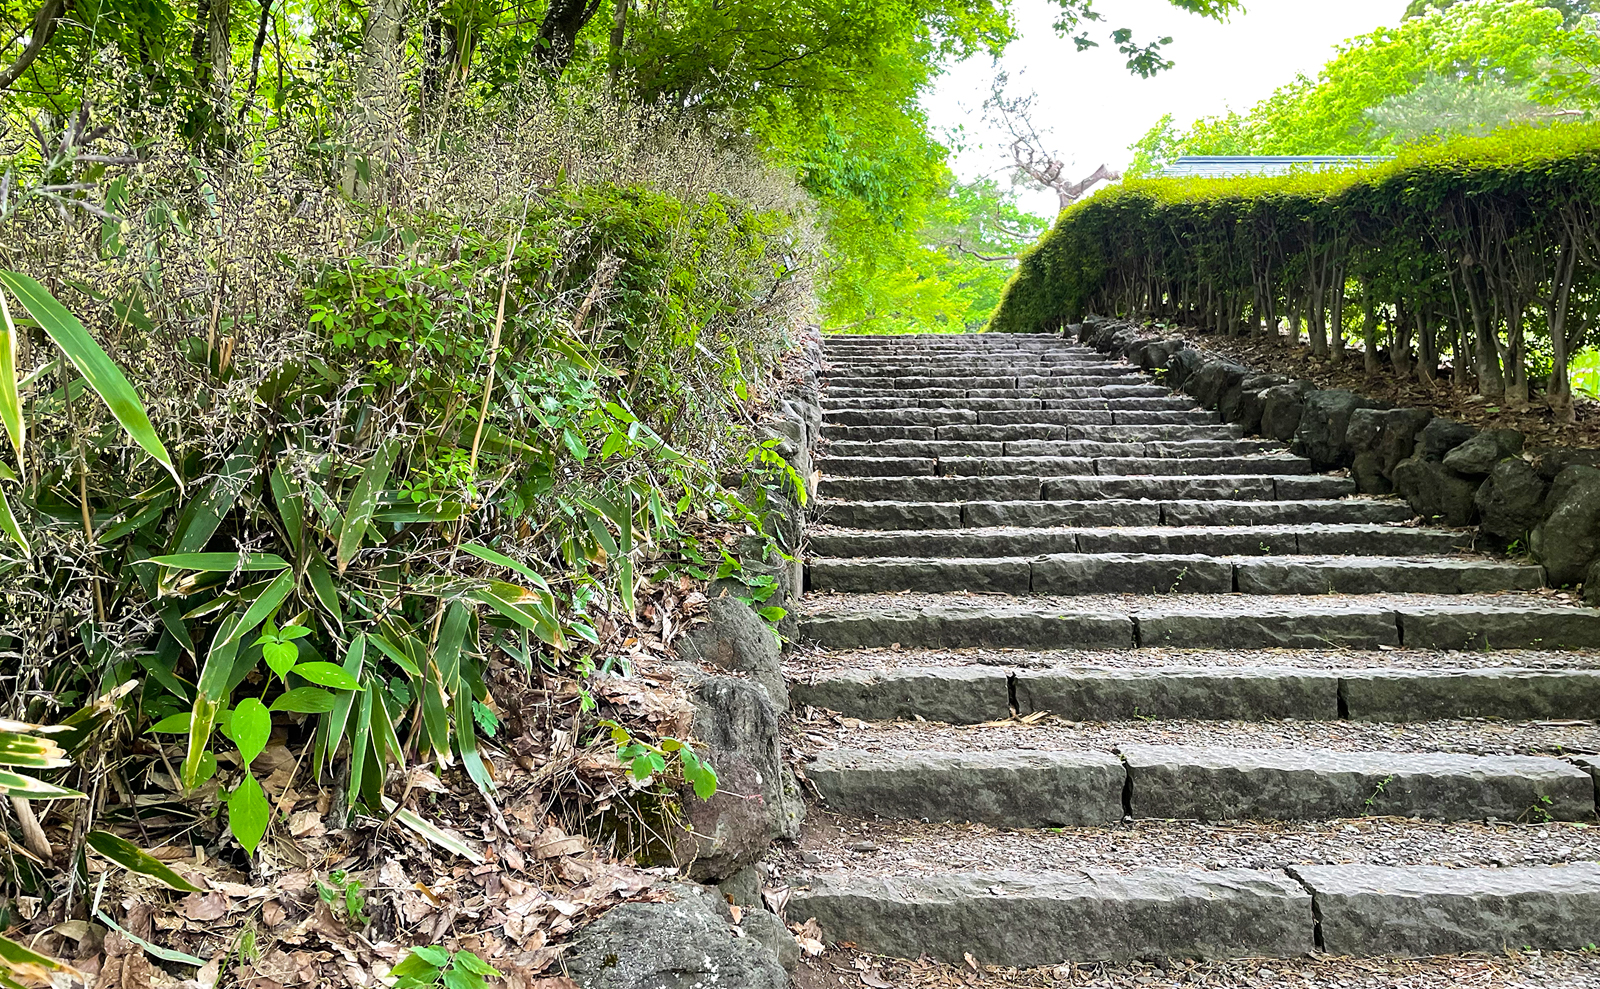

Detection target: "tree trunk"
[608, 0, 631, 88]
[1504, 303, 1529, 407]
[1417, 308, 1438, 390]
[1328, 269, 1345, 364]
[1460, 264, 1504, 401]
[343, 0, 410, 197]
[0, 0, 70, 94]
[1548, 236, 1580, 422]
[1392, 298, 1412, 379]
[1360, 284, 1379, 374]
[537, 0, 604, 75]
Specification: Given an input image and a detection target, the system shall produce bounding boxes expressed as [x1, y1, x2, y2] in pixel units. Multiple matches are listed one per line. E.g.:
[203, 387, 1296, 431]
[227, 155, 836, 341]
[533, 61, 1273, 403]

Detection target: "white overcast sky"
[924, 0, 1407, 215]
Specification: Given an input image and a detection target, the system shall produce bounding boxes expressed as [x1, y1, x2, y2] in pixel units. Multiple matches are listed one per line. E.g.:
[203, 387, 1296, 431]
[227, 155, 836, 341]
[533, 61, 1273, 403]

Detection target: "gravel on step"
[776, 810, 1600, 878]
[783, 644, 1599, 678]
[787, 713, 1600, 759]
[793, 946, 1600, 989]
[799, 588, 1576, 615]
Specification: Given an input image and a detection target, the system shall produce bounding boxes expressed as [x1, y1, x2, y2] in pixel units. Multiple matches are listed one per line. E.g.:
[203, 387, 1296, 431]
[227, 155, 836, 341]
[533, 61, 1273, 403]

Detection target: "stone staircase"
[783, 332, 1600, 968]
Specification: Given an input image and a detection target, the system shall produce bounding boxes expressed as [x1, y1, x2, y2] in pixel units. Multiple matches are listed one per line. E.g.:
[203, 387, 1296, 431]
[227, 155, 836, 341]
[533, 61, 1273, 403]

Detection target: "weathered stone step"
[820, 455, 1317, 479]
[789, 663, 1600, 725]
[821, 395, 1196, 412]
[808, 524, 1474, 559]
[799, 594, 1600, 651]
[823, 423, 1243, 443]
[828, 374, 1144, 390]
[827, 364, 1140, 379]
[821, 438, 1282, 459]
[826, 385, 1171, 399]
[805, 553, 1541, 596]
[818, 474, 1354, 504]
[789, 863, 1600, 965]
[826, 408, 1221, 428]
[807, 744, 1594, 826]
[819, 497, 1415, 530]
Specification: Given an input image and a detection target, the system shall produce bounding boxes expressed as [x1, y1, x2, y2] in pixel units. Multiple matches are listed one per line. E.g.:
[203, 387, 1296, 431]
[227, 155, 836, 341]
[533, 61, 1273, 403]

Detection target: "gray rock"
[1373, 408, 1434, 474]
[790, 868, 1314, 966]
[1391, 455, 1476, 526]
[1418, 418, 1477, 461]
[1586, 557, 1600, 607]
[1350, 451, 1391, 495]
[1122, 745, 1593, 822]
[1442, 428, 1523, 475]
[741, 909, 800, 973]
[718, 865, 763, 908]
[1342, 668, 1600, 722]
[1530, 465, 1600, 585]
[678, 596, 786, 707]
[1474, 458, 1548, 545]
[1259, 385, 1309, 442]
[566, 882, 787, 988]
[807, 748, 1124, 828]
[1344, 408, 1432, 493]
[1291, 862, 1600, 956]
[1293, 389, 1373, 468]
[1166, 348, 1205, 387]
[1220, 373, 1286, 426]
[679, 676, 804, 881]
[1184, 361, 1250, 410]
[1532, 445, 1600, 480]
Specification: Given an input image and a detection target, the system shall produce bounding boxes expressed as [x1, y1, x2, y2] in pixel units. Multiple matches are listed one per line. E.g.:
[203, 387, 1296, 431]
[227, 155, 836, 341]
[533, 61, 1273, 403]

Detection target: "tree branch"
[0, 0, 68, 94]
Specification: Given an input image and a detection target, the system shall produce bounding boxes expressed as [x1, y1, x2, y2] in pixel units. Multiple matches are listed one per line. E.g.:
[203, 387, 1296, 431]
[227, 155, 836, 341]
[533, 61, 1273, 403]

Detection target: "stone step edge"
[803, 744, 1600, 824]
[787, 664, 1600, 725]
[786, 862, 1600, 965]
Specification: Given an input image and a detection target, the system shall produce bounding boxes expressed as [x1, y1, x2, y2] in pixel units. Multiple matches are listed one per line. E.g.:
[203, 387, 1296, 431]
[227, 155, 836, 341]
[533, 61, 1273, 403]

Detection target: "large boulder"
[1294, 389, 1375, 469]
[1371, 408, 1434, 476]
[1418, 418, 1478, 461]
[1343, 407, 1432, 495]
[566, 883, 788, 988]
[1165, 349, 1205, 388]
[1475, 459, 1550, 547]
[677, 596, 786, 708]
[1530, 465, 1600, 586]
[1391, 455, 1478, 527]
[1129, 338, 1185, 371]
[1229, 375, 1290, 434]
[1259, 383, 1313, 443]
[1443, 429, 1524, 476]
[1531, 447, 1600, 481]
[676, 675, 804, 881]
[1184, 361, 1250, 411]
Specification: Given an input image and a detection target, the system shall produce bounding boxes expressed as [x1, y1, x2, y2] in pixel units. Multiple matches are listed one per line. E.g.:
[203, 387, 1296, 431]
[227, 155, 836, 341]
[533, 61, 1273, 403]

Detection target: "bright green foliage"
[390, 946, 500, 989]
[1129, 0, 1600, 173]
[995, 123, 1600, 416]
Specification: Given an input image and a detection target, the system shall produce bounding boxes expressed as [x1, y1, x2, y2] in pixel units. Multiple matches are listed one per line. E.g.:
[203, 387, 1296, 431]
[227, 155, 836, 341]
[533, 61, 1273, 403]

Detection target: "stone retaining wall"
[1078, 316, 1600, 601]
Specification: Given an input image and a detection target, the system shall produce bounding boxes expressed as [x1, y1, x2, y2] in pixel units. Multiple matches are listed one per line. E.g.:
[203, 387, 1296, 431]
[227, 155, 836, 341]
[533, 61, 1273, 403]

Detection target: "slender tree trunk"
[1392, 297, 1413, 379]
[1548, 236, 1580, 421]
[1460, 264, 1504, 401]
[1360, 283, 1379, 374]
[1504, 303, 1529, 407]
[609, 0, 631, 88]
[343, 0, 410, 197]
[1417, 308, 1438, 390]
[1328, 269, 1345, 364]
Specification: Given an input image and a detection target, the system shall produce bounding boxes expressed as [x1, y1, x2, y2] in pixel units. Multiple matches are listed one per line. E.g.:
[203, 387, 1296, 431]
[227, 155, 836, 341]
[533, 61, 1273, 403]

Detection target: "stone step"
[805, 554, 1542, 596]
[817, 474, 1355, 504]
[820, 439, 1283, 459]
[819, 497, 1415, 530]
[821, 395, 1196, 412]
[787, 862, 1600, 966]
[790, 663, 1600, 725]
[827, 364, 1141, 378]
[799, 594, 1600, 651]
[826, 408, 1222, 428]
[823, 423, 1244, 443]
[806, 743, 1595, 826]
[826, 385, 1172, 399]
[819, 455, 1317, 479]
[808, 524, 1475, 559]
[828, 374, 1145, 390]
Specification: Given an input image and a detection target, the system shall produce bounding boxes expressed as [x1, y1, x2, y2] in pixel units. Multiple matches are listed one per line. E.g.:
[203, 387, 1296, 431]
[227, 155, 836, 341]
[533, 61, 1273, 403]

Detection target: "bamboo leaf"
[183, 612, 241, 788]
[269, 467, 304, 556]
[345, 689, 373, 812]
[145, 552, 291, 572]
[0, 291, 24, 474]
[85, 830, 203, 892]
[169, 438, 259, 555]
[323, 635, 365, 775]
[216, 569, 294, 650]
[0, 932, 82, 983]
[0, 483, 26, 557]
[432, 602, 470, 686]
[459, 543, 549, 589]
[453, 686, 494, 798]
[305, 551, 342, 628]
[379, 796, 485, 864]
[270, 687, 336, 713]
[337, 438, 400, 572]
[0, 730, 69, 769]
[0, 771, 84, 800]
[0, 272, 178, 488]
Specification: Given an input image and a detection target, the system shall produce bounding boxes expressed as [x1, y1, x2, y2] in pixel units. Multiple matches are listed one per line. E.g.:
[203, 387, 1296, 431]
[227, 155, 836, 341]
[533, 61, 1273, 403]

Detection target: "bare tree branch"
[984, 73, 1121, 211]
[0, 0, 68, 94]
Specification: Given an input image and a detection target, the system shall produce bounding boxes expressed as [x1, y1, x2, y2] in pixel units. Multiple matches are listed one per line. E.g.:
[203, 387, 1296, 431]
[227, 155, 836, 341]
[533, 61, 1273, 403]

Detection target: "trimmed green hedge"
[992, 123, 1600, 413]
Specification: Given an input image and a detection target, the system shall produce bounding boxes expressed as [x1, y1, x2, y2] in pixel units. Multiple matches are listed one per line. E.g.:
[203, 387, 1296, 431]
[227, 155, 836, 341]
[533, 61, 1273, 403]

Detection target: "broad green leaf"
[441, 967, 483, 989]
[432, 602, 470, 686]
[271, 687, 336, 713]
[0, 291, 21, 473]
[185, 610, 243, 787]
[459, 543, 549, 589]
[263, 641, 298, 681]
[227, 772, 270, 855]
[230, 698, 271, 766]
[269, 467, 304, 555]
[292, 661, 361, 690]
[337, 438, 400, 572]
[0, 272, 178, 487]
[168, 438, 259, 555]
[0, 770, 84, 800]
[345, 689, 373, 812]
[454, 953, 501, 978]
[368, 630, 423, 678]
[85, 830, 203, 892]
[149, 713, 191, 733]
[146, 553, 290, 572]
[0, 484, 26, 557]
[306, 552, 342, 629]
[419, 672, 451, 767]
